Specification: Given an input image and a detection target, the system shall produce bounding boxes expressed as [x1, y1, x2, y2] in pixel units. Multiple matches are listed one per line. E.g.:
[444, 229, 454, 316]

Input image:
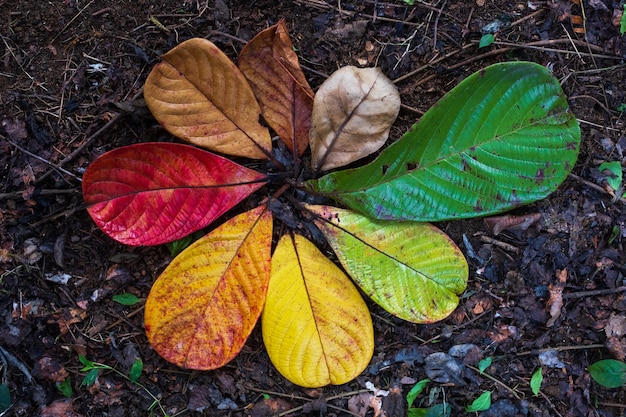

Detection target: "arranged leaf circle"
[144, 206, 273, 370]
[262, 234, 374, 387]
[307, 205, 468, 323]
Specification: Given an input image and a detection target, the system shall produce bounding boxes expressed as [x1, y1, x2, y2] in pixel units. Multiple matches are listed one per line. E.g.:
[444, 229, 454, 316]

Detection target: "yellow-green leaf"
[144, 38, 272, 159]
[144, 205, 272, 370]
[307, 205, 468, 323]
[262, 234, 374, 388]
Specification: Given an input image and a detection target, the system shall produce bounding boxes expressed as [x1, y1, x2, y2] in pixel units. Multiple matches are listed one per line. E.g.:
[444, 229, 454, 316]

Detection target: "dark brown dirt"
[1, 1, 626, 416]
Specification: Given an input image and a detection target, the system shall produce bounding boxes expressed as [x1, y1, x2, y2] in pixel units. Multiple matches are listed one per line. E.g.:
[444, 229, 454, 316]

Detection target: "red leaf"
[83, 143, 267, 246]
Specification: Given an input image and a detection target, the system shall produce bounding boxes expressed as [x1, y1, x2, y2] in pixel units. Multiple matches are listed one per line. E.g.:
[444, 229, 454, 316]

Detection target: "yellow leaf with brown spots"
[144, 205, 272, 369]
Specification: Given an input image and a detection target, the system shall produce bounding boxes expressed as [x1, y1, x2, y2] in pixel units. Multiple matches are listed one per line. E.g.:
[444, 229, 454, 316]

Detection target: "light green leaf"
[407, 379, 430, 406]
[621, 5, 626, 35]
[81, 369, 100, 387]
[306, 62, 580, 222]
[465, 391, 491, 412]
[307, 205, 468, 323]
[478, 357, 492, 374]
[598, 161, 622, 191]
[530, 367, 543, 395]
[479, 34, 495, 48]
[589, 359, 626, 388]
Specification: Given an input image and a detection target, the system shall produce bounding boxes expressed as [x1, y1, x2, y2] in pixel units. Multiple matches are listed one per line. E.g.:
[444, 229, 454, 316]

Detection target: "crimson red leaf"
[83, 143, 267, 246]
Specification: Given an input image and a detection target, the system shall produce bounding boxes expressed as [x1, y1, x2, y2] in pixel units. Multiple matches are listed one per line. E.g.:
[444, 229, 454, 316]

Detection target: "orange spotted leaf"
[82, 143, 267, 246]
[144, 205, 273, 369]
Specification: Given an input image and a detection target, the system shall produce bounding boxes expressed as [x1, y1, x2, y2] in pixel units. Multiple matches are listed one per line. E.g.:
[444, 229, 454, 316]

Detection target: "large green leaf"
[307, 205, 468, 323]
[306, 62, 580, 221]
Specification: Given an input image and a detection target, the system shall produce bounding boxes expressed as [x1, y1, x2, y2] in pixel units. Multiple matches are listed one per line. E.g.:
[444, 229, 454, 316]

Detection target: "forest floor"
[1, 1, 626, 416]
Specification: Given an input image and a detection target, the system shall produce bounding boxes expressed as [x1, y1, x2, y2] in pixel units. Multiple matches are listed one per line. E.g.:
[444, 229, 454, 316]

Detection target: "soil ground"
[1, 1, 626, 416]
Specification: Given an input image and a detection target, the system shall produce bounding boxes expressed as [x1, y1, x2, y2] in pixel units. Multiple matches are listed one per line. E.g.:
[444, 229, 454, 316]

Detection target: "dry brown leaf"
[239, 19, 314, 156]
[484, 213, 542, 235]
[546, 269, 567, 327]
[309, 66, 400, 172]
[144, 38, 271, 159]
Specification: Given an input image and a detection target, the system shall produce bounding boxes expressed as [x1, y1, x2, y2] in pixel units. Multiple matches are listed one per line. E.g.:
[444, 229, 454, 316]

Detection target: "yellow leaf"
[144, 205, 272, 369]
[309, 66, 400, 172]
[144, 38, 272, 159]
[262, 234, 374, 388]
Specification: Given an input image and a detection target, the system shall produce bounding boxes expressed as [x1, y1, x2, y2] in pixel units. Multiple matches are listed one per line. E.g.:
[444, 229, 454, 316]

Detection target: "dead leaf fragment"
[309, 66, 400, 171]
[546, 269, 567, 327]
[484, 213, 542, 235]
[348, 392, 374, 417]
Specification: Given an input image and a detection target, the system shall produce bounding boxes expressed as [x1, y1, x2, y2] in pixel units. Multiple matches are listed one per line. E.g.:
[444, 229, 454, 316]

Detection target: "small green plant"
[56, 376, 73, 398]
[406, 380, 454, 417]
[111, 293, 142, 306]
[479, 33, 495, 48]
[530, 367, 543, 396]
[79, 356, 168, 416]
[589, 359, 626, 388]
[621, 5, 626, 35]
[465, 391, 491, 412]
[82, 21, 580, 388]
[477, 357, 492, 374]
[598, 161, 625, 199]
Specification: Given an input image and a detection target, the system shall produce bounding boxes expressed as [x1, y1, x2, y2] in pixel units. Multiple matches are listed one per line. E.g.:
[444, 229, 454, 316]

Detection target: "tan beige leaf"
[309, 66, 400, 172]
[144, 38, 271, 159]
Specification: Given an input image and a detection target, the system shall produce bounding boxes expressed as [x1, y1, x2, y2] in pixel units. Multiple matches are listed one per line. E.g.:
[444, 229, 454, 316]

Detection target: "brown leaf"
[309, 66, 400, 172]
[144, 38, 271, 159]
[348, 392, 374, 417]
[239, 19, 314, 156]
[484, 213, 542, 235]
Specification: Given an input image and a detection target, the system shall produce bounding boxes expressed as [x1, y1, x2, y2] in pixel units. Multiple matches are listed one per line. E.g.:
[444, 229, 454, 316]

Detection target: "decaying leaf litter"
[1, 1, 626, 416]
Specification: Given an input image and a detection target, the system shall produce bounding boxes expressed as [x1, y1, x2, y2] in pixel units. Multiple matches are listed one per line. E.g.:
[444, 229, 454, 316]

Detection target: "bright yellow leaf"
[144, 205, 272, 369]
[262, 234, 374, 388]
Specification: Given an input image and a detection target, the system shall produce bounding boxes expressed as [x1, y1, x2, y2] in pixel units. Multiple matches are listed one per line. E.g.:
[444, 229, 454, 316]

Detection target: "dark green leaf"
[307, 62, 580, 222]
[129, 358, 143, 383]
[530, 368, 543, 395]
[57, 376, 73, 398]
[465, 391, 491, 412]
[479, 34, 495, 48]
[406, 379, 430, 406]
[81, 369, 100, 387]
[425, 403, 451, 417]
[0, 383, 10, 414]
[589, 359, 626, 388]
[112, 293, 142, 306]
